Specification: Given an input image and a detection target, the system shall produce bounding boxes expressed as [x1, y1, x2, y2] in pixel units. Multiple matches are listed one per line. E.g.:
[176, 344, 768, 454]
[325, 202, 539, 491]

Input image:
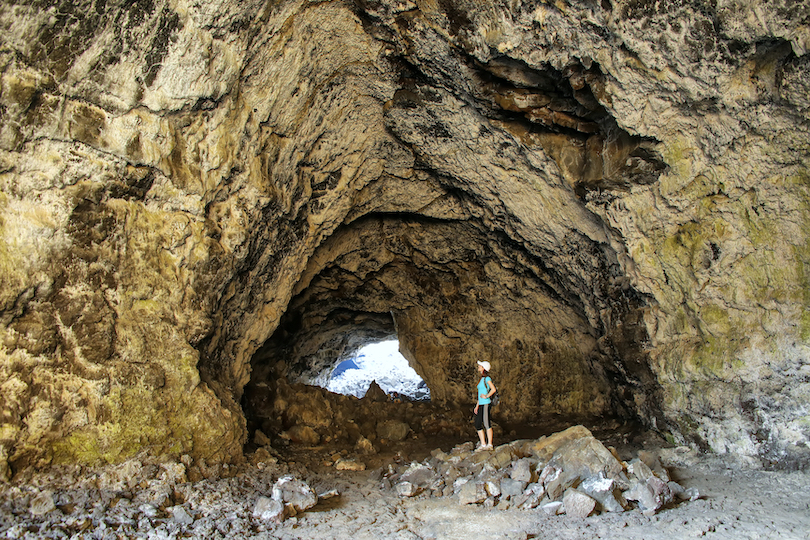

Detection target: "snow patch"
[326, 340, 430, 400]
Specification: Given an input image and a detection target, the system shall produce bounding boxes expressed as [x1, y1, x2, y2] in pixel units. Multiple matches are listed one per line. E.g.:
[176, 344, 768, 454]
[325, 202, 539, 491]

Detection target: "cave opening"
[324, 339, 431, 402]
[236, 211, 664, 457]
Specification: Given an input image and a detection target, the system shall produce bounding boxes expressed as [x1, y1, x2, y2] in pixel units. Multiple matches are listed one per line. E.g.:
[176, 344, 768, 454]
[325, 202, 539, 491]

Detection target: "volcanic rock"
[389, 425, 690, 517]
[0, 0, 807, 475]
[377, 420, 411, 442]
[364, 381, 388, 402]
[271, 477, 317, 514]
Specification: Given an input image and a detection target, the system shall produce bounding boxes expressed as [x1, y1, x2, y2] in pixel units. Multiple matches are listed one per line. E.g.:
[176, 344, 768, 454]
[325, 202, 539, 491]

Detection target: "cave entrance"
[323, 339, 431, 401]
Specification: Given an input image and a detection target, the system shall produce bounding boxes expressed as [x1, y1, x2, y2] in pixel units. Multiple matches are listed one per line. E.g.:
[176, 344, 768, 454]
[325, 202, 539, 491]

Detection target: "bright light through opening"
[326, 340, 430, 401]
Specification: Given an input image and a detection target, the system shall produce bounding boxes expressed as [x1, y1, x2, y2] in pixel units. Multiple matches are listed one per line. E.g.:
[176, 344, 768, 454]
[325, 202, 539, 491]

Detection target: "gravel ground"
[2, 429, 809, 540]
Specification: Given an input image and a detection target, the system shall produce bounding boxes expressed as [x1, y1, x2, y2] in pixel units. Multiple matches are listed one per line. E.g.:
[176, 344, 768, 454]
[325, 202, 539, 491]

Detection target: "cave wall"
[0, 0, 808, 476]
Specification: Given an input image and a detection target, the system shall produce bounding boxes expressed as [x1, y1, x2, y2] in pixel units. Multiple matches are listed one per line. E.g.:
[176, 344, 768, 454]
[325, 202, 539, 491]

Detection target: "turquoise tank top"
[477, 376, 492, 405]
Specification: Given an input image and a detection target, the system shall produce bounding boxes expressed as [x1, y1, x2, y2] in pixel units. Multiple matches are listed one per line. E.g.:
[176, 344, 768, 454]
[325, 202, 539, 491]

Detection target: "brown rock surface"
[0, 0, 808, 477]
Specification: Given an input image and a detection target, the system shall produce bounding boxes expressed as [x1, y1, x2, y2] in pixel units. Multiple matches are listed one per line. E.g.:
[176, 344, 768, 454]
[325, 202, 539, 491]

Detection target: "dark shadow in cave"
[242, 310, 402, 442]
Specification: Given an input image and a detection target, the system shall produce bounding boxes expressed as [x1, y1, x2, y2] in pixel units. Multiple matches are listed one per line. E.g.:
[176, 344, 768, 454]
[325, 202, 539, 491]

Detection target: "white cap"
[477, 361, 491, 371]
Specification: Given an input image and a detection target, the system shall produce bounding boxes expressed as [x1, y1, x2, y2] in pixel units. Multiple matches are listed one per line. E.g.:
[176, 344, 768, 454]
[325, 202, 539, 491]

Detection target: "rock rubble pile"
[0, 455, 340, 539]
[0, 424, 701, 538]
[376, 425, 698, 518]
[246, 378, 470, 449]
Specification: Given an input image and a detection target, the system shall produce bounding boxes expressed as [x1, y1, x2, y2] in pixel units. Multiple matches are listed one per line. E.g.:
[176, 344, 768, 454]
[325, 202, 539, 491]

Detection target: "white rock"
[458, 482, 487, 505]
[485, 480, 501, 498]
[542, 501, 564, 515]
[170, 506, 194, 525]
[139, 503, 159, 517]
[272, 476, 318, 512]
[396, 481, 420, 497]
[563, 489, 596, 518]
[253, 496, 284, 522]
[29, 491, 56, 516]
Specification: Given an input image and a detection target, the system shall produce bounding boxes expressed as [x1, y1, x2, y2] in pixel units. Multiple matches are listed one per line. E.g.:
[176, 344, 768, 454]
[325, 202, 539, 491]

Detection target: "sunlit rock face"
[0, 0, 808, 475]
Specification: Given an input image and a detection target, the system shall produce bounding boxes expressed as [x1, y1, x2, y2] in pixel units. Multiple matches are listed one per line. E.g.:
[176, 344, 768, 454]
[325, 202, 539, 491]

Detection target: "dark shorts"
[475, 403, 491, 431]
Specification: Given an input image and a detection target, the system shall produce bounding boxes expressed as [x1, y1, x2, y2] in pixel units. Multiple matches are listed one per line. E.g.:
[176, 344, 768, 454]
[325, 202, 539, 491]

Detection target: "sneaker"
[484, 444, 493, 450]
[475, 444, 487, 452]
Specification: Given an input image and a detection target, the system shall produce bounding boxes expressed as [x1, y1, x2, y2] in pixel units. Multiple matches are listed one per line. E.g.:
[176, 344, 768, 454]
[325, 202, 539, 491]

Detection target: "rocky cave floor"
[1, 414, 809, 540]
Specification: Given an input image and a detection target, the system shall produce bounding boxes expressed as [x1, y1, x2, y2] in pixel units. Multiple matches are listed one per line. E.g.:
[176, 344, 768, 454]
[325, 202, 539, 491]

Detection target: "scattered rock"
[458, 482, 487, 505]
[29, 491, 56, 516]
[170, 505, 194, 525]
[335, 457, 366, 471]
[377, 420, 411, 442]
[373, 425, 696, 518]
[272, 476, 318, 513]
[562, 489, 596, 518]
[255, 429, 272, 447]
[253, 496, 284, 522]
[355, 435, 377, 455]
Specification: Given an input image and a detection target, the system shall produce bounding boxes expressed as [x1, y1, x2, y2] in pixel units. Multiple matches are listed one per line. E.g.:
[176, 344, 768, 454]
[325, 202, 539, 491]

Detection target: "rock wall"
[0, 0, 808, 475]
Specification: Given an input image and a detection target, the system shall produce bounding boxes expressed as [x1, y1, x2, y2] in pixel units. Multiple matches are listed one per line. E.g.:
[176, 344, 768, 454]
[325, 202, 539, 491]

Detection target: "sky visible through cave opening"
[326, 340, 430, 400]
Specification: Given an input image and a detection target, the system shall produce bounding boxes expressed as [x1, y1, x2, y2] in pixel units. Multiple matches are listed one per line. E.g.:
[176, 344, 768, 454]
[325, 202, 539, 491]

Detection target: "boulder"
[458, 482, 487, 505]
[272, 477, 318, 513]
[563, 489, 596, 518]
[400, 463, 434, 487]
[580, 473, 626, 513]
[510, 458, 535, 482]
[377, 420, 411, 442]
[499, 478, 527, 498]
[286, 425, 320, 445]
[253, 496, 284, 522]
[548, 432, 624, 482]
[29, 491, 55, 516]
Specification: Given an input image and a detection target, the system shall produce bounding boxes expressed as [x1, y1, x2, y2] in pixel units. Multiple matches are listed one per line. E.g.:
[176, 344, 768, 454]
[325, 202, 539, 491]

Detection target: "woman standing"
[473, 360, 496, 450]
